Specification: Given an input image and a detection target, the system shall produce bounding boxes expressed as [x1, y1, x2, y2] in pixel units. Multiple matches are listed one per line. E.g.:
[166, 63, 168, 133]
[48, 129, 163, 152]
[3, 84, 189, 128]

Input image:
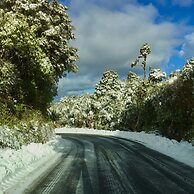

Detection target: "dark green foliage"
[120, 59, 194, 141]
[0, 0, 78, 147]
[0, 12, 54, 110]
[154, 69, 193, 141]
[0, 0, 78, 111]
[52, 61, 194, 142]
[118, 80, 161, 131]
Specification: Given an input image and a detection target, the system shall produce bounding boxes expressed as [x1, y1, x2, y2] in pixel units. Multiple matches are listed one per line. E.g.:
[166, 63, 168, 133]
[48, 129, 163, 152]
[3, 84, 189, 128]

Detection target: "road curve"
[26, 134, 194, 194]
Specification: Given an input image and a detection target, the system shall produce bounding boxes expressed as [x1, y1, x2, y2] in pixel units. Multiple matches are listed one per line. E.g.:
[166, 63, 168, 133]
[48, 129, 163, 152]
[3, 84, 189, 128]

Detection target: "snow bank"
[0, 136, 71, 194]
[55, 128, 194, 168]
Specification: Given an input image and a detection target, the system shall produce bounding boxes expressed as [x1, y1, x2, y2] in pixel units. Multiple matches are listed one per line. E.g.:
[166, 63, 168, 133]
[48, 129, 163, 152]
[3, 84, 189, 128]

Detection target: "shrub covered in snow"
[0, 104, 55, 149]
[0, 126, 20, 149]
[50, 93, 93, 128]
[0, 121, 54, 149]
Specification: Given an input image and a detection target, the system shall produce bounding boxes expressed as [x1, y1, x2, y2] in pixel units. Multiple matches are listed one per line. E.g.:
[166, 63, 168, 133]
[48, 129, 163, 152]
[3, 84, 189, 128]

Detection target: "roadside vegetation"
[0, 0, 78, 148]
[51, 46, 194, 143]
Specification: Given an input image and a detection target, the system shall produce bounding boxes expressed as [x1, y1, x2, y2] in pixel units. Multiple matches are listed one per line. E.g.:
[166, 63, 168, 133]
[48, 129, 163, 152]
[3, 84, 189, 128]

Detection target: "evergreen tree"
[92, 70, 125, 129]
[148, 68, 166, 82]
[0, 0, 78, 111]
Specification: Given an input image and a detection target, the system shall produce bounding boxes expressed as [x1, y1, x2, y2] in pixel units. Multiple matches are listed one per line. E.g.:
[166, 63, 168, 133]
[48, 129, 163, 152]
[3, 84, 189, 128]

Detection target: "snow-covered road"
[1, 128, 194, 194]
[0, 136, 72, 194]
[26, 134, 194, 194]
[56, 128, 194, 168]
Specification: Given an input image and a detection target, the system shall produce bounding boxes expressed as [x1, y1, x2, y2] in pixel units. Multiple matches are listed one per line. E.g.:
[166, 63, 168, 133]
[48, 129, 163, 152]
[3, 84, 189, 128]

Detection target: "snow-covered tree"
[148, 68, 166, 82]
[0, 0, 78, 110]
[51, 70, 127, 130]
[51, 59, 194, 142]
[50, 93, 92, 128]
[127, 58, 194, 140]
[0, 0, 78, 74]
[91, 70, 125, 129]
[131, 43, 151, 81]
[0, 11, 55, 109]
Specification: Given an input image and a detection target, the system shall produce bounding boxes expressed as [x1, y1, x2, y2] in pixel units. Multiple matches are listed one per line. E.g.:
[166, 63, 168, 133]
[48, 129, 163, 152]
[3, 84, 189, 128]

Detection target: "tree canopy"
[0, 0, 78, 111]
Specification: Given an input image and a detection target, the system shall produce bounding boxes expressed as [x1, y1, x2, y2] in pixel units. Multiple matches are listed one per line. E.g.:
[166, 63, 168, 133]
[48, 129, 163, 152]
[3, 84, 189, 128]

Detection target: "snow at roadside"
[56, 128, 194, 168]
[0, 136, 72, 194]
[0, 127, 194, 194]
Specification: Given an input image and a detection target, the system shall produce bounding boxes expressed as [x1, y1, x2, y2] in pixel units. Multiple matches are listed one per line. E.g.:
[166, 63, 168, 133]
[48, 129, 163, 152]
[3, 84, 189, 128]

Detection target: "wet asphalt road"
[26, 134, 194, 194]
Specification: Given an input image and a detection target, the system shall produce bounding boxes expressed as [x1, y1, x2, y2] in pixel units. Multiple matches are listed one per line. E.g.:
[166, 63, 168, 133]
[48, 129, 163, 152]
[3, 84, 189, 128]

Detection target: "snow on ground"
[0, 136, 72, 194]
[0, 127, 194, 193]
[56, 128, 194, 168]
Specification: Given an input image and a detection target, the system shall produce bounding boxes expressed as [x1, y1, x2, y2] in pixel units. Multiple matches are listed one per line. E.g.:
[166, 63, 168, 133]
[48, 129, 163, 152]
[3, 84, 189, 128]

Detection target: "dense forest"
[0, 0, 78, 148]
[51, 58, 194, 142]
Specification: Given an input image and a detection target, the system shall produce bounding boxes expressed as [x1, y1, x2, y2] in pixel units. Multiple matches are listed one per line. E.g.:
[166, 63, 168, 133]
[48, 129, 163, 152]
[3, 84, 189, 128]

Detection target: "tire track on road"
[27, 134, 194, 194]
[111, 137, 194, 194]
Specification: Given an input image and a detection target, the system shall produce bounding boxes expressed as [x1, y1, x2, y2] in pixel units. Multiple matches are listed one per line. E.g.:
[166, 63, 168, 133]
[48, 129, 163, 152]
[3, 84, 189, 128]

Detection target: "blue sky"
[56, 0, 194, 99]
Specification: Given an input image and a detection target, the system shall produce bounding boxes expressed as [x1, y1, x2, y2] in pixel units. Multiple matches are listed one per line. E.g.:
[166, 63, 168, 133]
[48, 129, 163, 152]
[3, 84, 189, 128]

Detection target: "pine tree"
[92, 70, 125, 129]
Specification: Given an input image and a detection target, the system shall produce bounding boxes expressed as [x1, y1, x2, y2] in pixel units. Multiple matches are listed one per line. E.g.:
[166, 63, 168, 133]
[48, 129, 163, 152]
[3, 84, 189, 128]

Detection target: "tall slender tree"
[131, 43, 151, 82]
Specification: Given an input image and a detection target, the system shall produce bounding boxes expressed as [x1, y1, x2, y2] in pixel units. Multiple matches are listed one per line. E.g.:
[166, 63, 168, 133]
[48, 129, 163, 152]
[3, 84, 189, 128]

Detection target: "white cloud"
[57, 0, 188, 98]
[57, 74, 97, 98]
[172, 0, 193, 7]
[69, 0, 137, 13]
[179, 32, 194, 58]
[185, 32, 194, 43]
[179, 50, 185, 57]
[73, 2, 182, 69]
